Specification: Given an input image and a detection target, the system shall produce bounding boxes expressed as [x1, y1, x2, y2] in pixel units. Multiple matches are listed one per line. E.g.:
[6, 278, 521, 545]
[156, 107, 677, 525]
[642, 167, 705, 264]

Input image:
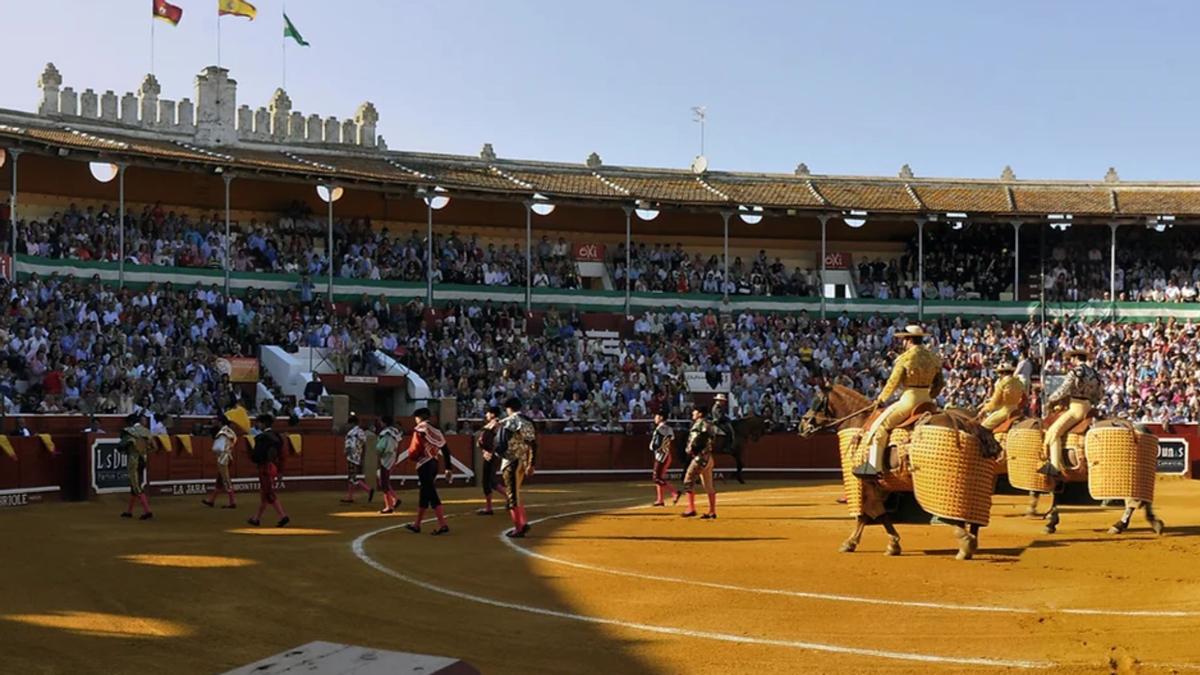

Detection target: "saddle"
[991, 413, 1022, 435]
[863, 401, 937, 431]
[1043, 409, 1097, 435]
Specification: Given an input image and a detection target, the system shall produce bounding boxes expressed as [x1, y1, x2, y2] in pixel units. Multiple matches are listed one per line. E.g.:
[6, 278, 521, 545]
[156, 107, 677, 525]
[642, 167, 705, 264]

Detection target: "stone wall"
[35, 62, 379, 149]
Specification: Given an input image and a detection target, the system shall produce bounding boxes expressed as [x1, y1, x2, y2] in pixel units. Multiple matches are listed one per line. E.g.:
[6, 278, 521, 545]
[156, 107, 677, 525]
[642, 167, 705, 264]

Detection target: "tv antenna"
[691, 105, 707, 156]
[691, 105, 708, 174]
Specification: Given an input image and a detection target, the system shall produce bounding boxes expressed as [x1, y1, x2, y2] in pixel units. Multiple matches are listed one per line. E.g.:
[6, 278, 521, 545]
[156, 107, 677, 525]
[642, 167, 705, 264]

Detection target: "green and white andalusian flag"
[283, 12, 309, 46]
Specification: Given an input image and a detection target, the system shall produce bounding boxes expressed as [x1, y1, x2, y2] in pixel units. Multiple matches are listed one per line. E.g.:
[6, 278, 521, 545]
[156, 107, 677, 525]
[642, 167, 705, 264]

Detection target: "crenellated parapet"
[35, 62, 381, 149]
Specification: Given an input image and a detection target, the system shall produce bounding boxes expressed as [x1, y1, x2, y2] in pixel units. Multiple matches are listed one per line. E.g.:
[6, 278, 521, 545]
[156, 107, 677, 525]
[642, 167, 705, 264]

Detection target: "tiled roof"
[811, 182, 918, 211]
[7, 115, 1200, 219]
[702, 178, 824, 208]
[1011, 187, 1112, 215]
[912, 185, 1011, 213]
[1115, 189, 1200, 216]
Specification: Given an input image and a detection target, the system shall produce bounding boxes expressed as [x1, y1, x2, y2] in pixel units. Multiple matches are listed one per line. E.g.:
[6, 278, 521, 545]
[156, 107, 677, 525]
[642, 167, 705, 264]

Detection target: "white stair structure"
[260, 346, 431, 414]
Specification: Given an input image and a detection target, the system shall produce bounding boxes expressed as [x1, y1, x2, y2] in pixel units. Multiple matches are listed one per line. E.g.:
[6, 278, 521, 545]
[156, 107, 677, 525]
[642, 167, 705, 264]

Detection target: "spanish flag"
[218, 0, 256, 20]
[153, 0, 183, 26]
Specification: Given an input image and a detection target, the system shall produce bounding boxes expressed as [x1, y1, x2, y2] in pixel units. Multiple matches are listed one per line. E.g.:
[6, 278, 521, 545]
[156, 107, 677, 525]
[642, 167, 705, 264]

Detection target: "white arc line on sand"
[502, 505, 1200, 619]
[351, 500, 1050, 669]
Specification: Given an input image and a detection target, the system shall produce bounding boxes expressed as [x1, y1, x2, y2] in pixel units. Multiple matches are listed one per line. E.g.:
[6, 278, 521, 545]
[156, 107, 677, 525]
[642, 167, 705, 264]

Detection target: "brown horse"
[680, 415, 767, 484]
[801, 384, 999, 560]
[1023, 417, 1164, 536]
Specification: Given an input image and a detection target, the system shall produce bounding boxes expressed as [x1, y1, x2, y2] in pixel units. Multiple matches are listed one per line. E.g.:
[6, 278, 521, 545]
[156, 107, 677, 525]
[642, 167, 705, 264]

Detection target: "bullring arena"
[4, 474, 1200, 673]
[7, 6, 1200, 673]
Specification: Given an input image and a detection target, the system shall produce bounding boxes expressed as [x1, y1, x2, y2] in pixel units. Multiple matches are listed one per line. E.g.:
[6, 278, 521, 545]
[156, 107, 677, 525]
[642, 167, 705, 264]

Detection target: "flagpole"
[150, 12, 156, 75]
[217, 13, 222, 67]
[282, 5, 287, 90]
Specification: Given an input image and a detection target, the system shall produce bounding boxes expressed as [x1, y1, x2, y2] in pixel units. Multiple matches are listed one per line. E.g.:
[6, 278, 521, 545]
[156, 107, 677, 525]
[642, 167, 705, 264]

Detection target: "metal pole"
[426, 202, 434, 305]
[524, 203, 533, 312]
[1038, 219, 1046, 414]
[326, 193, 333, 301]
[8, 149, 18, 264]
[1012, 221, 1020, 302]
[721, 210, 731, 304]
[622, 206, 632, 315]
[223, 173, 233, 295]
[916, 218, 925, 321]
[118, 165, 126, 288]
[819, 215, 828, 319]
[1109, 222, 1118, 312]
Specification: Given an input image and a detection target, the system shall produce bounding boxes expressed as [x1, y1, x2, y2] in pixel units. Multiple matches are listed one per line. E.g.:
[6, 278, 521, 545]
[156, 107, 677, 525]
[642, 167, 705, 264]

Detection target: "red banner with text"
[824, 251, 852, 270]
[574, 243, 606, 262]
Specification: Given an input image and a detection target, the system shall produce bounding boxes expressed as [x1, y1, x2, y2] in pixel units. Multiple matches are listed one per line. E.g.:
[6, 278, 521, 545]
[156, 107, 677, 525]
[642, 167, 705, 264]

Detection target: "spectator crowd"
[10, 199, 1200, 305]
[8, 202, 578, 290]
[1, 269, 1196, 426]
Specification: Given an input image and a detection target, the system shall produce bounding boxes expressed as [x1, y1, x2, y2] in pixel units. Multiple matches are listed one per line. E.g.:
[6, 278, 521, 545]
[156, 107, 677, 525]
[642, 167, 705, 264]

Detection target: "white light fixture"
[843, 209, 868, 228]
[738, 205, 764, 225]
[634, 200, 660, 221]
[1048, 213, 1072, 231]
[316, 184, 344, 203]
[89, 161, 119, 184]
[530, 192, 555, 216]
[945, 212, 967, 230]
[421, 185, 450, 210]
[1147, 214, 1175, 233]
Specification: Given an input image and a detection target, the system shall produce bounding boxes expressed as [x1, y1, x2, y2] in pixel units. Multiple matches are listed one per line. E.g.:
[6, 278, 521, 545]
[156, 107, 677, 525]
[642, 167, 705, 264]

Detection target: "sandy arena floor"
[1, 479, 1199, 674]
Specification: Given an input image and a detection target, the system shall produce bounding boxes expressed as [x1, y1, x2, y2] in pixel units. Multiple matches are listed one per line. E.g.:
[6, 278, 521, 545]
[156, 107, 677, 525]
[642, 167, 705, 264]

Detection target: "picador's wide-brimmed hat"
[1065, 347, 1090, 358]
[996, 363, 1016, 373]
[714, 393, 728, 401]
[895, 324, 929, 338]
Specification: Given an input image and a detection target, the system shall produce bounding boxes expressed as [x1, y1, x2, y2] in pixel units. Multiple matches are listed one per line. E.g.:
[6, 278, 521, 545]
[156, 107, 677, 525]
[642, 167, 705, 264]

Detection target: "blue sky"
[2, 1, 1197, 180]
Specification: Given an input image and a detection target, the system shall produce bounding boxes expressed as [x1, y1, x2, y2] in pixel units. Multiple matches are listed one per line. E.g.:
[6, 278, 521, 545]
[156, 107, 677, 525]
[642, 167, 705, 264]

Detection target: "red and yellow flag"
[218, 0, 257, 20]
[153, 0, 183, 26]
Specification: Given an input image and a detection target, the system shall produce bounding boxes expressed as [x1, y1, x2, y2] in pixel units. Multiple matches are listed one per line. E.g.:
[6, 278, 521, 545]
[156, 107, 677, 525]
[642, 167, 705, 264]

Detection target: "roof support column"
[223, 172, 234, 296]
[523, 201, 533, 313]
[1110, 222, 1119, 319]
[117, 164, 126, 288]
[7, 149, 19, 277]
[622, 206, 633, 315]
[818, 214, 830, 320]
[426, 199, 435, 306]
[1011, 220, 1021, 302]
[721, 210, 732, 305]
[916, 217, 926, 321]
[326, 190, 334, 301]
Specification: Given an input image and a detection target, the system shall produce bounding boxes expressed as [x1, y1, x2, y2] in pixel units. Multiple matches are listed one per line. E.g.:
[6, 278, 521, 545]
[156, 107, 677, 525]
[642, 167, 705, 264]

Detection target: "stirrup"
[1037, 462, 1061, 477]
[851, 462, 880, 478]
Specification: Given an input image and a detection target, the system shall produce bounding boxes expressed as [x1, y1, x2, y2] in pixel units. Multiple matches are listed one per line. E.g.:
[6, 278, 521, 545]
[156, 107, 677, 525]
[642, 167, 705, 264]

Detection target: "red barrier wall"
[1, 423, 1194, 506]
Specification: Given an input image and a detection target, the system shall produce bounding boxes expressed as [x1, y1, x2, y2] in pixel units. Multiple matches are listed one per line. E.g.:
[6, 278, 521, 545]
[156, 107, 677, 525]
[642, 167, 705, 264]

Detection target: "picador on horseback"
[853, 325, 945, 478]
[710, 393, 736, 449]
[978, 362, 1025, 430]
[1039, 348, 1102, 477]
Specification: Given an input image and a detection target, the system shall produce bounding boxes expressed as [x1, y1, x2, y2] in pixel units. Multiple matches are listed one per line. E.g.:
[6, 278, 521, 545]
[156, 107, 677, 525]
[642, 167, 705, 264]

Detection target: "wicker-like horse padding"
[838, 429, 865, 516]
[1005, 427, 1054, 493]
[909, 424, 996, 526]
[877, 428, 914, 493]
[1086, 426, 1158, 503]
[838, 426, 916, 518]
[993, 431, 1009, 475]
